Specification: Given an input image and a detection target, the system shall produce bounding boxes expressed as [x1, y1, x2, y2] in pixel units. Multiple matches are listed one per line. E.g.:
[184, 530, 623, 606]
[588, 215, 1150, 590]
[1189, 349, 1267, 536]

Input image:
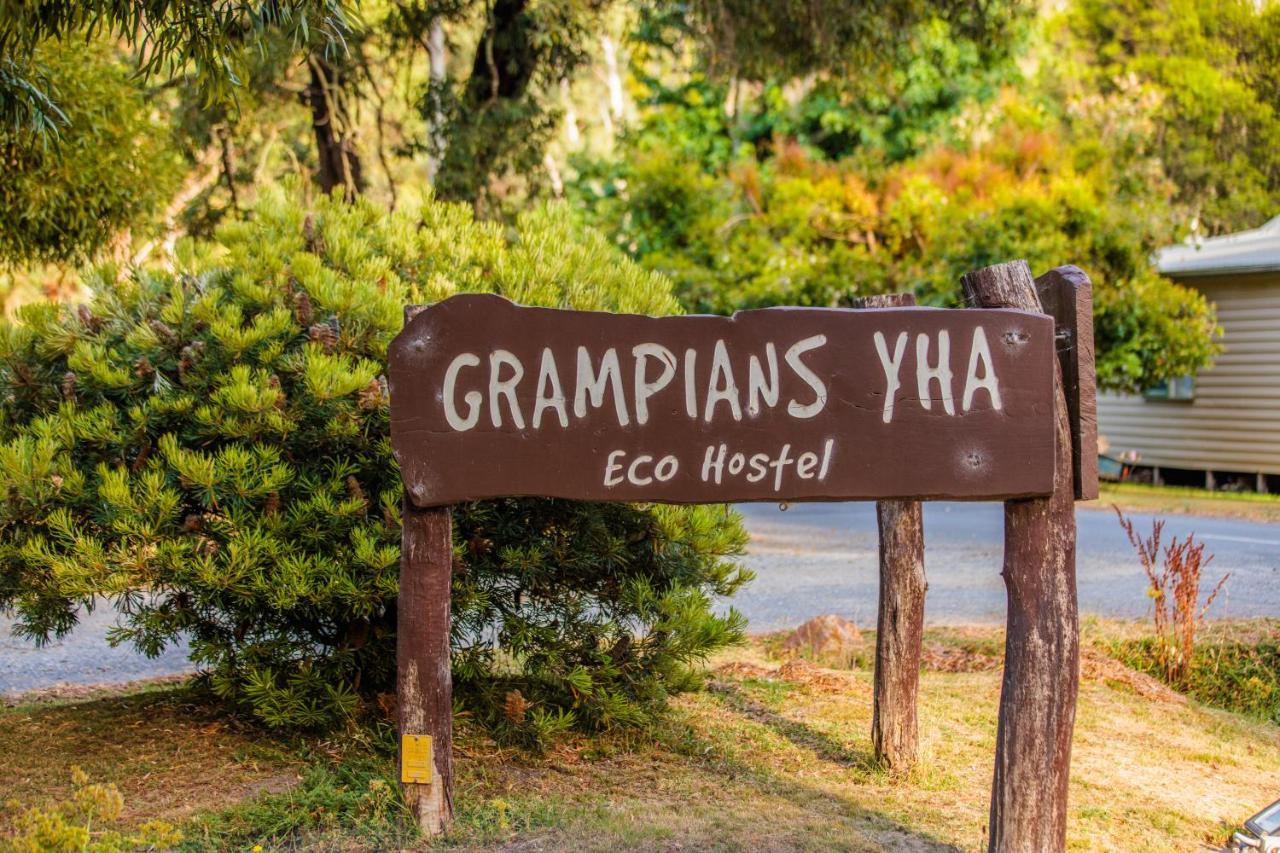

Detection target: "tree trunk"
[436, 0, 535, 204]
[307, 56, 364, 199]
[425, 18, 448, 185]
[601, 35, 624, 122]
[872, 499, 925, 770]
[962, 261, 1079, 853]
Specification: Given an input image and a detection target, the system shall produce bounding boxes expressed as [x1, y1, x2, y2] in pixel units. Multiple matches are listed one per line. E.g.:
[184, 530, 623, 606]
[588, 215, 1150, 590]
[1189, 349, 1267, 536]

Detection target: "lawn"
[3, 628, 1277, 851]
[1097, 481, 1280, 523]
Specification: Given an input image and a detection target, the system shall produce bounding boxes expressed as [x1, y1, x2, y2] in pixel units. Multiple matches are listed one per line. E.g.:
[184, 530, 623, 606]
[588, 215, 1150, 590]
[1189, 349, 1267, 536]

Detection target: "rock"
[781, 614, 864, 658]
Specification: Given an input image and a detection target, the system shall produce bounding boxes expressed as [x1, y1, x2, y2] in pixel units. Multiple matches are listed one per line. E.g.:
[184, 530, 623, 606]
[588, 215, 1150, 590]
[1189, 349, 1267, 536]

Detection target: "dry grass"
[2, 631, 1278, 851]
[446, 637, 1279, 851]
[0, 684, 303, 833]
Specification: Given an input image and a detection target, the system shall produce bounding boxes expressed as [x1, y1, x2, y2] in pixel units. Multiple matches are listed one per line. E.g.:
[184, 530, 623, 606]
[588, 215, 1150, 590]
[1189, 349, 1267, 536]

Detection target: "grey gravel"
[728, 501, 1280, 631]
[0, 600, 192, 695]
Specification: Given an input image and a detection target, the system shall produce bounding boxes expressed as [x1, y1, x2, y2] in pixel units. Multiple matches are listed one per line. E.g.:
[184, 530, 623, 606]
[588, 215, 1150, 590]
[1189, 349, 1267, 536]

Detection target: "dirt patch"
[0, 685, 302, 832]
[777, 658, 867, 694]
[714, 658, 867, 695]
[239, 771, 300, 799]
[2, 673, 192, 707]
[780, 614, 865, 657]
[1080, 648, 1187, 704]
[916, 637, 1191, 705]
[714, 660, 774, 680]
[921, 645, 1003, 673]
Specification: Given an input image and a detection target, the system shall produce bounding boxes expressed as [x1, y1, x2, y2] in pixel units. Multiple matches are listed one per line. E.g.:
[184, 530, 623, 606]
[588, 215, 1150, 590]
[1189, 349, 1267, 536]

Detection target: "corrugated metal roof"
[1156, 215, 1280, 276]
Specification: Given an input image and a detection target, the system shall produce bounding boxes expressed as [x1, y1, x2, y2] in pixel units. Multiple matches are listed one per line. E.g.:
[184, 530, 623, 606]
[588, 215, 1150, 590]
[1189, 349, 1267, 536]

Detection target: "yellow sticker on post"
[401, 734, 433, 784]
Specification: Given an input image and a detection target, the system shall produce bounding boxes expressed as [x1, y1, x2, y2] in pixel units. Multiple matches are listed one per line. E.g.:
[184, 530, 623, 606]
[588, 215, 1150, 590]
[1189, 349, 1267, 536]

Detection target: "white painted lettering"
[603, 450, 626, 486]
[574, 347, 630, 426]
[746, 343, 779, 417]
[532, 348, 569, 428]
[442, 352, 482, 431]
[796, 451, 819, 479]
[627, 454, 654, 486]
[818, 439, 834, 480]
[873, 331, 908, 424]
[701, 443, 727, 483]
[489, 349, 526, 428]
[962, 326, 1003, 412]
[632, 343, 678, 425]
[654, 455, 679, 482]
[704, 340, 743, 422]
[915, 331, 955, 415]
[683, 348, 698, 418]
[784, 335, 828, 419]
[769, 443, 794, 491]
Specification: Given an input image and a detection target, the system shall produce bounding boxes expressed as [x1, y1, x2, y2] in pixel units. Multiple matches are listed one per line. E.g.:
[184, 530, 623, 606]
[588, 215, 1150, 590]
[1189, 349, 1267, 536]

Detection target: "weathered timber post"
[855, 293, 927, 772]
[1034, 266, 1098, 501]
[962, 261, 1080, 853]
[397, 500, 455, 835]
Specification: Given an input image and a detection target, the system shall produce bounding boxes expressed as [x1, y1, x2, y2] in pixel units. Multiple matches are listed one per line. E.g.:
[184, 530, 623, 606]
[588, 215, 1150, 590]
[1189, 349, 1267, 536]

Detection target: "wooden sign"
[388, 294, 1058, 507]
[391, 263, 1097, 850]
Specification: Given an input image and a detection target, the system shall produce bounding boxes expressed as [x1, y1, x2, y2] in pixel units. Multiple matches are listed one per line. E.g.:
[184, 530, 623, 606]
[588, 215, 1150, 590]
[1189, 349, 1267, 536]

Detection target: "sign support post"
[397, 500, 454, 836]
[963, 261, 1082, 853]
[855, 292, 926, 773]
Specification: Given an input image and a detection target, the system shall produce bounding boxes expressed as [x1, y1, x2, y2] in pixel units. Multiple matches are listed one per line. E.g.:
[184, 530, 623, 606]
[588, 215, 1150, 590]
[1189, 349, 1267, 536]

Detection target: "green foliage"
[573, 88, 1221, 393]
[179, 730, 407, 851]
[2, 766, 182, 852]
[0, 42, 183, 267]
[0, 0, 351, 134]
[0, 185, 750, 738]
[408, 0, 601, 208]
[1112, 633, 1280, 724]
[1061, 0, 1280, 234]
[675, 0, 1029, 82]
[630, 11, 1026, 165]
[412, 0, 1031, 209]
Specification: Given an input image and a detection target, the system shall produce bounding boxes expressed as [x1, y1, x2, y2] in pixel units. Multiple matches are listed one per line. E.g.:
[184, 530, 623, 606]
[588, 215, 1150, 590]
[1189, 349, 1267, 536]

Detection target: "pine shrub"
[0, 185, 751, 738]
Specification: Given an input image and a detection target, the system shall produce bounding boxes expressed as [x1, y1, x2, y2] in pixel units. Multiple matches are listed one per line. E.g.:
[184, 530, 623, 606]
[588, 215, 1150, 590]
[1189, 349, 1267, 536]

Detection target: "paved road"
[731, 501, 1280, 631]
[0, 602, 192, 695]
[3, 502, 1277, 694]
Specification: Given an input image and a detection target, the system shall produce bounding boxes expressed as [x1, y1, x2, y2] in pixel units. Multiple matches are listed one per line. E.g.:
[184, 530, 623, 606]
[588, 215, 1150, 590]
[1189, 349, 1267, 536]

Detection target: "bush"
[0, 185, 751, 739]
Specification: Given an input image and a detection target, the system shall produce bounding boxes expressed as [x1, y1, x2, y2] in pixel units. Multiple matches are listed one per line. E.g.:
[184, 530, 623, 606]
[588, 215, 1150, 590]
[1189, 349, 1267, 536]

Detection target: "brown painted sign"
[389, 294, 1057, 507]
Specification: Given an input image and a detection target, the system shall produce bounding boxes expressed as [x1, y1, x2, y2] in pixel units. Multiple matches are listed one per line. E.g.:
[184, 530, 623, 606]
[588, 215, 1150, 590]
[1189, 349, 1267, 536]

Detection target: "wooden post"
[1035, 266, 1098, 501]
[962, 261, 1079, 853]
[397, 501, 454, 837]
[855, 293, 927, 772]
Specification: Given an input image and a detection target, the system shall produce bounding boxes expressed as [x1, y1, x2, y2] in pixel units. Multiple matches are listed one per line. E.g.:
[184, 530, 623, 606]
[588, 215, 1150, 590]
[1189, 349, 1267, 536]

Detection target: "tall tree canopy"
[0, 0, 351, 133]
[399, 0, 1031, 206]
[0, 42, 182, 266]
[1063, 0, 1280, 234]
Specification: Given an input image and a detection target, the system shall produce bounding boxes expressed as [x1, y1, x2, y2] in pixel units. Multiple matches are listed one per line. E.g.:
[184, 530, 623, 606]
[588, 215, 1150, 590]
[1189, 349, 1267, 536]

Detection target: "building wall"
[1097, 272, 1280, 475]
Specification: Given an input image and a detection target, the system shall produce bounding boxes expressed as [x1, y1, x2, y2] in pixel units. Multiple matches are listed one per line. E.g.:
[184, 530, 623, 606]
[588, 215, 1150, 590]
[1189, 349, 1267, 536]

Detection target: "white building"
[1097, 216, 1280, 491]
